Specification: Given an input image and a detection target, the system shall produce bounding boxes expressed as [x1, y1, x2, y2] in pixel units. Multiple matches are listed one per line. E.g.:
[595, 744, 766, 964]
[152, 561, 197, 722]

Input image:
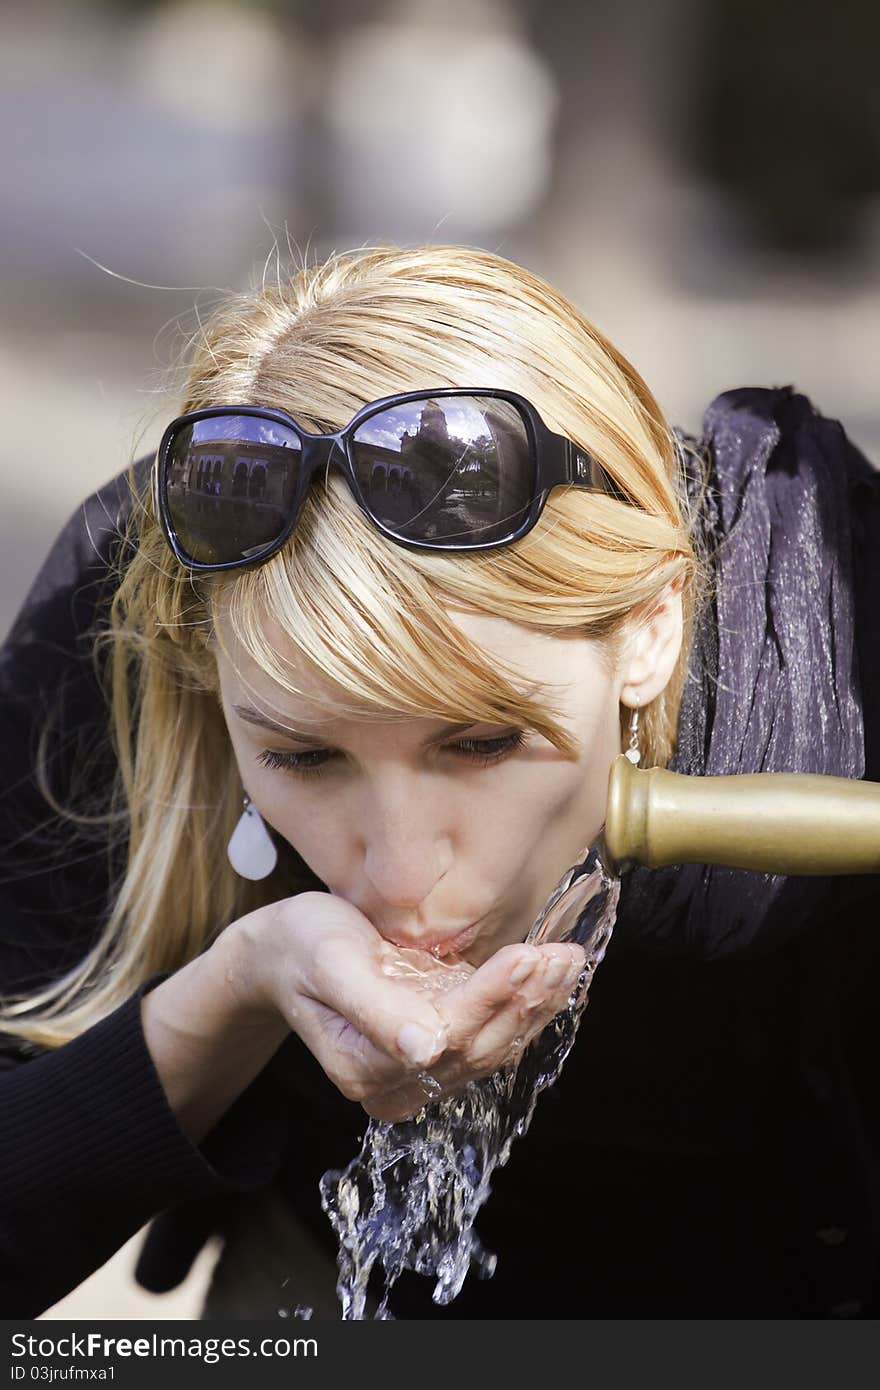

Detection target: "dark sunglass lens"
[350, 396, 535, 545]
[164, 415, 302, 565]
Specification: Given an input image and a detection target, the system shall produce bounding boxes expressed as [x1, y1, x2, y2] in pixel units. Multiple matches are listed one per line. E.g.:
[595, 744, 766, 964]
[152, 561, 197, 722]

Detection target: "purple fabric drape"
[613, 384, 876, 958]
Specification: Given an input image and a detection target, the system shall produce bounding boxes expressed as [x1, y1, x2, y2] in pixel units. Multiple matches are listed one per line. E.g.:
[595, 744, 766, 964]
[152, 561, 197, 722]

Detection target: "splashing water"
[318, 842, 620, 1319]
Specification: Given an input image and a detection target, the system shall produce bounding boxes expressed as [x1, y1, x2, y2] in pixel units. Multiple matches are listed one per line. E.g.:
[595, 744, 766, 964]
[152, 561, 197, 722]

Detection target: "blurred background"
[3, 0, 878, 1319]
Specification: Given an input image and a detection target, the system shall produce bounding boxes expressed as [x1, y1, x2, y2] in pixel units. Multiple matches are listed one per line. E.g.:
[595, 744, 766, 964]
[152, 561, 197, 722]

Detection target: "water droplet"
[416, 1070, 444, 1100]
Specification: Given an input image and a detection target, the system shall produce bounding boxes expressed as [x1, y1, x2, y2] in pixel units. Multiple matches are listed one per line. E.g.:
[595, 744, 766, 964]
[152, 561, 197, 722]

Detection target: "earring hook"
[624, 700, 641, 765]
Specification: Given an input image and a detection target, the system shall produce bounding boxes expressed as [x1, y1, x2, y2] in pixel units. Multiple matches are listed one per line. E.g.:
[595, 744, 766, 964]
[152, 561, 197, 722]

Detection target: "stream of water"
[318, 842, 620, 1319]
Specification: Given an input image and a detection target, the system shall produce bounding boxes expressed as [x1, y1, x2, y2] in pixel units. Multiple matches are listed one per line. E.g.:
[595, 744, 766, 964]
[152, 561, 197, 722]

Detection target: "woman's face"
[215, 610, 626, 967]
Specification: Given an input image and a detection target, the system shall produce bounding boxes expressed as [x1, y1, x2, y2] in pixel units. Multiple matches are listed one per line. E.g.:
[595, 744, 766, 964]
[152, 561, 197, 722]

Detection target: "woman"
[1, 244, 878, 1320]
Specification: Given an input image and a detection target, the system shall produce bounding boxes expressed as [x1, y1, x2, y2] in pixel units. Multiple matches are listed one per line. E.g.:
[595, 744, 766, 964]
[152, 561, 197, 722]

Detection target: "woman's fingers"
[435, 942, 585, 1050]
[286, 932, 450, 1099]
[290, 995, 421, 1095]
[466, 948, 584, 1071]
[362, 1076, 451, 1123]
[361, 943, 587, 1120]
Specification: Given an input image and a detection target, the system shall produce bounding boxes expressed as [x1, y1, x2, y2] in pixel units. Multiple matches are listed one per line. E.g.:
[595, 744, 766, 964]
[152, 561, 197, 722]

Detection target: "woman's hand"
[359, 942, 585, 1121]
[227, 891, 585, 1122]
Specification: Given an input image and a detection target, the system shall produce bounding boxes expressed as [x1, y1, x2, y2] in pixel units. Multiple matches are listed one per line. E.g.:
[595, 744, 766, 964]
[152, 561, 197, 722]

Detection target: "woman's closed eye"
[255, 729, 527, 779]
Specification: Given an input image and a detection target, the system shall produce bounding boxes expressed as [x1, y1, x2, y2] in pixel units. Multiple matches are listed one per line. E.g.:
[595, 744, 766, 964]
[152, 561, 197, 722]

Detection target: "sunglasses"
[154, 387, 633, 572]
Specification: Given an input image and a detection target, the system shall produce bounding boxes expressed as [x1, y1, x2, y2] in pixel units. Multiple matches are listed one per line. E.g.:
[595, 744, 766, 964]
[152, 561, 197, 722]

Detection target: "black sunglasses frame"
[154, 386, 631, 573]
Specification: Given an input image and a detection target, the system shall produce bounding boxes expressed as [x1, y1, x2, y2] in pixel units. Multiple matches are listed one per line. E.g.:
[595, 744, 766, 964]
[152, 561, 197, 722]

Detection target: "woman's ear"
[617, 576, 684, 709]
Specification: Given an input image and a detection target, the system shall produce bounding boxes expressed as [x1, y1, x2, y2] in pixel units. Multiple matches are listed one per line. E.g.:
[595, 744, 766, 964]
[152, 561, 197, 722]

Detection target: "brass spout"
[602, 754, 880, 877]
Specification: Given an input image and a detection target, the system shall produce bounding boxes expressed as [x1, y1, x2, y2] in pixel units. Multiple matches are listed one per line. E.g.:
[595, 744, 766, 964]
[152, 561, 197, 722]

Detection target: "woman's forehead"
[215, 604, 610, 724]
[220, 602, 564, 674]
[214, 613, 370, 715]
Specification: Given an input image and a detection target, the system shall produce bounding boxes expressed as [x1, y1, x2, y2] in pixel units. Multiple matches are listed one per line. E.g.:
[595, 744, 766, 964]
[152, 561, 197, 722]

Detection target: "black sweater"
[2, 391, 880, 1320]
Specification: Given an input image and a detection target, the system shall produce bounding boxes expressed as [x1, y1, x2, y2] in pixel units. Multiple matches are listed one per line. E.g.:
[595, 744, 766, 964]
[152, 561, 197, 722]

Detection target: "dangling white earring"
[624, 701, 641, 765]
[227, 796, 278, 880]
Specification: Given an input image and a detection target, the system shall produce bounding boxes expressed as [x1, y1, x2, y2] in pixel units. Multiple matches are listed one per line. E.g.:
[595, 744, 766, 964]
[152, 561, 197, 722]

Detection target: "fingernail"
[397, 1022, 444, 1066]
[544, 956, 566, 987]
[509, 956, 537, 986]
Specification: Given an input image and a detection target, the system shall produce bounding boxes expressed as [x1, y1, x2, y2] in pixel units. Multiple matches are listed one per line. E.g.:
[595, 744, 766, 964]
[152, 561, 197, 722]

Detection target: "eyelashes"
[255, 729, 527, 780]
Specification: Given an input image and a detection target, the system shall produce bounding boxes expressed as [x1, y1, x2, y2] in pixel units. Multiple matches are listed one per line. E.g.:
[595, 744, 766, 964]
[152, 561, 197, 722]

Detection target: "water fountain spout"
[602, 754, 880, 876]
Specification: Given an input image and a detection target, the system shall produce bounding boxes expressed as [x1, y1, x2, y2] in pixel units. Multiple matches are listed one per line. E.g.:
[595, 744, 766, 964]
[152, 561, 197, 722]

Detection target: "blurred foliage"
[696, 0, 880, 252]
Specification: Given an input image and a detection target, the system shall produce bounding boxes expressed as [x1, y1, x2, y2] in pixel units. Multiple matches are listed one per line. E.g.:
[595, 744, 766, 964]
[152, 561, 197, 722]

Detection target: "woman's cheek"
[251, 770, 304, 833]
[257, 777, 338, 874]
[231, 740, 300, 830]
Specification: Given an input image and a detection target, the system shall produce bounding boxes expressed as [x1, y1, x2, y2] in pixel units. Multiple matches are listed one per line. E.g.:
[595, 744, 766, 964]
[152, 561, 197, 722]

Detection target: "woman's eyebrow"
[231, 703, 480, 746]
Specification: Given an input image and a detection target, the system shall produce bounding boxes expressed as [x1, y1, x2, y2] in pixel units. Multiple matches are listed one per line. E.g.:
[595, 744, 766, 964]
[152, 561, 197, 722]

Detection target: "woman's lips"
[388, 919, 483, 958]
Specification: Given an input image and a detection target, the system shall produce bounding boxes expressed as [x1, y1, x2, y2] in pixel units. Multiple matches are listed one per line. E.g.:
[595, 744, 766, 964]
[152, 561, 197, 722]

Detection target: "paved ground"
[38, 1229, 220, 1320]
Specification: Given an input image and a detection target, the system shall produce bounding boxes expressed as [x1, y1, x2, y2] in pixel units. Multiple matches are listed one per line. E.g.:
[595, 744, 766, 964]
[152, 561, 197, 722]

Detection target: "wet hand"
[229, 892, 584, 1118]
[360, 940, 586, 1122]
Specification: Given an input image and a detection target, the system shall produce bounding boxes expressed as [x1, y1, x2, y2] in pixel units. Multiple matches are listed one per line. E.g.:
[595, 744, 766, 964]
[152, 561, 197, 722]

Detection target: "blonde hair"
[3, 242, 707, 1047]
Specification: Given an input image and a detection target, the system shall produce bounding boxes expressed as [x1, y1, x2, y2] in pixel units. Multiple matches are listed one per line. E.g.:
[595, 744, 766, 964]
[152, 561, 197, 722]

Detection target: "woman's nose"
[363, 821, 454, 909]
